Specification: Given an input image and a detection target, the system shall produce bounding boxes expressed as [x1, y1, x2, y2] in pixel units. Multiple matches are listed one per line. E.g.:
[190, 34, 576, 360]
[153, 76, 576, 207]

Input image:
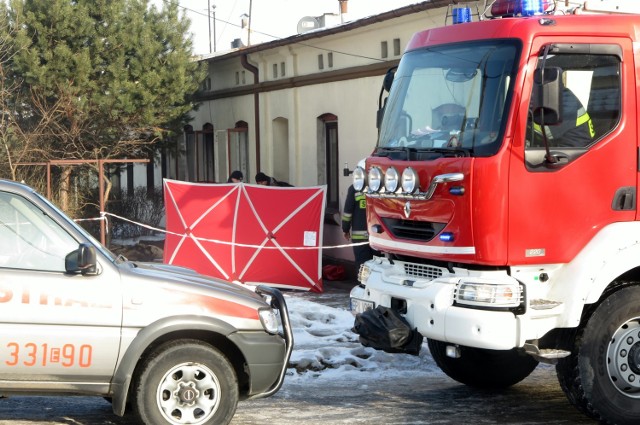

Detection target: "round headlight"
[385, 167, 399, 193]
[402, 167, 419, 193]
[353, 166, 366, 192]
[368, 167, 382, 192]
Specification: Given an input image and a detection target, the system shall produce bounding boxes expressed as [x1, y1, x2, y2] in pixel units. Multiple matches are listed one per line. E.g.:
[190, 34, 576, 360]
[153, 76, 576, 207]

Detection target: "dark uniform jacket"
[341, 185, 368, 241]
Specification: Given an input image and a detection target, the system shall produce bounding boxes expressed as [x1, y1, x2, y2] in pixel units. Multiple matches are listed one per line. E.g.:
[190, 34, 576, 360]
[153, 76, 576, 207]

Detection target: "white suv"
[0, 179, 292, 425]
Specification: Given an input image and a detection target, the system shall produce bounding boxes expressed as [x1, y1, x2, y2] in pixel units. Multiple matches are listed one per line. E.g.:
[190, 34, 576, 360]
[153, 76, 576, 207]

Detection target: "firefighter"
[533, 86, 595, 148]
[342, 160, 375, 273]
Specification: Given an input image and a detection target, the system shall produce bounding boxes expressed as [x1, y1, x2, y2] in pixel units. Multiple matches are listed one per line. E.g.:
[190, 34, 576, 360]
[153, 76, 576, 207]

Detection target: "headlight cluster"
[358, 263, 371, 285]
[259, 308, 280, 334]
[455, 280, 523, 308]
[353, 165, 419, 194]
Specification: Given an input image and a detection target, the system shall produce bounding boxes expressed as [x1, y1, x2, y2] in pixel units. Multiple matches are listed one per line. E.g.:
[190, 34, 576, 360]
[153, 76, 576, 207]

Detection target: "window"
[381, 41, 388, 59]
[318, 114, 339, 212]
[328, 52, 333, 68]
[272, 118, 289, 184]
[241, 70, 246, 84]
[525, 45, 621, 168]
[235, 71, 239, 85]
[378, 40, 519, 157]
[280, 61, 286, 76]
[188, 124, 215, 182]
[0, 192, 78, 272]
[273, 64, 278, 79]
[229, 122, 250, 185]
[318, 54, 324, 70]
[185, 126, 196, 181]
[393, 38, 401, 56]
[201, 77, 211, 91]
[325, 121, 339, 211]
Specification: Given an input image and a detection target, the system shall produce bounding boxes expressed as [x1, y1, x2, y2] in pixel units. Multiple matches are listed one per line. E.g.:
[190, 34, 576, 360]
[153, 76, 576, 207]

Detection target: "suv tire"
[132, 339, 238, 425]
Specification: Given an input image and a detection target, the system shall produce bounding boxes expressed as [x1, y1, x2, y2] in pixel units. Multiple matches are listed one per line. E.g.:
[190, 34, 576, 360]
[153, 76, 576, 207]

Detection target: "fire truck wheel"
[132, 339, 239, 425]
[427, 339, 539, 388]
[556, 286, 640, 425]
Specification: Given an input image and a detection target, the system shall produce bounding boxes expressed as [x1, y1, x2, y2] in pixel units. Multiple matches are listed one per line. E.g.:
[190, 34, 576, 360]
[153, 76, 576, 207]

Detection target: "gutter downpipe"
[241, 53, 261, 173]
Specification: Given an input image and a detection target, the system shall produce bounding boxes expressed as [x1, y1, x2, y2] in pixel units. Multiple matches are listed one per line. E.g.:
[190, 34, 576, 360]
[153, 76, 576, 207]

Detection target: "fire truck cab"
[350, 1, 640, 423]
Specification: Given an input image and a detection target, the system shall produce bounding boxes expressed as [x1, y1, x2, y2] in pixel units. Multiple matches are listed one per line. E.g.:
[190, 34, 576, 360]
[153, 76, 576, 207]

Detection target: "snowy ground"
[283, 293, 439, 382]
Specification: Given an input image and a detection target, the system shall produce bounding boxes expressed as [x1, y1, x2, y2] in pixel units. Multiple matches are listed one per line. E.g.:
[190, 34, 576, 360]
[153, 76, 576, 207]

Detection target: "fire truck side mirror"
[377, 67, 397, 130]
[383, 68, 396, 93]
[532, 67, 563, 125]
[376, 103, 386, 130]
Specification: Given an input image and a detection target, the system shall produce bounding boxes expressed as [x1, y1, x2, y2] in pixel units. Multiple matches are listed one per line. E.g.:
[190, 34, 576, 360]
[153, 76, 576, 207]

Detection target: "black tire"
[556, 286, 640, 425]
[132, 339, 238, 425]
[427, 338, 539, 388]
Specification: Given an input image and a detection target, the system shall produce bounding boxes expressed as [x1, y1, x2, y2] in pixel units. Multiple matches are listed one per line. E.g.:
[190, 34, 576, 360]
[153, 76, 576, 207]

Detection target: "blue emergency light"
[490, 0, 546, 17]
[452, 6, 472, 24]
[521, 0, 545, 16]
[439, 232, 455, 242]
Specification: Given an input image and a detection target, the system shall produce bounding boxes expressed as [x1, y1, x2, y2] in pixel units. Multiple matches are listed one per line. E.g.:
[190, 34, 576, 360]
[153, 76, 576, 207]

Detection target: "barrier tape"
[74, 212, 370, 251]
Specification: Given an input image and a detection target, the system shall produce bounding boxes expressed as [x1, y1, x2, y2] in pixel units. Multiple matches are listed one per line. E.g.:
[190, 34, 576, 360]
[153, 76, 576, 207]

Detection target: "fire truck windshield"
[378, 40, 520, 157]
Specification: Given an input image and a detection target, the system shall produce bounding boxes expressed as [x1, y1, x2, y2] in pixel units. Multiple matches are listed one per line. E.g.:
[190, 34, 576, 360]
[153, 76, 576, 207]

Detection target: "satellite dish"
[297, 16, 320, 34]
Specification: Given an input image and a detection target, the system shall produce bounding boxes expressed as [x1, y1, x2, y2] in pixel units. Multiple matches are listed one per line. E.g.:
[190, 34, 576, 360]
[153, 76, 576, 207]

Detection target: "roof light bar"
[491, 0, 548, 17]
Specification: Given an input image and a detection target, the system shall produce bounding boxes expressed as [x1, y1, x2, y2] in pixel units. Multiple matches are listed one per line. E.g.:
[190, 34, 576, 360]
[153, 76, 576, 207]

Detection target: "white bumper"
[350, 258, 561, 351]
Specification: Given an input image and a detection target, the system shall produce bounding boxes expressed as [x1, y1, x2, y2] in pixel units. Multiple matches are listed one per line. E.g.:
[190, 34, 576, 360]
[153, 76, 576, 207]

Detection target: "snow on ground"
[282, 294, 441, 384]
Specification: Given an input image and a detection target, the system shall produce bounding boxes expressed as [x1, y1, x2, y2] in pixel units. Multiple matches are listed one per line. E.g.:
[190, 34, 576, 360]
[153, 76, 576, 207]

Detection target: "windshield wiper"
[374, 146, 417, 160]
[417, 147, 471, 157]
[375, 146, 471, 159]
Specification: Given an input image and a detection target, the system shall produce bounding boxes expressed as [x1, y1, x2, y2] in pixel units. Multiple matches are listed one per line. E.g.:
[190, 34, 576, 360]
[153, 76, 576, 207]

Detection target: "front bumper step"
[524, 343, 570, 364]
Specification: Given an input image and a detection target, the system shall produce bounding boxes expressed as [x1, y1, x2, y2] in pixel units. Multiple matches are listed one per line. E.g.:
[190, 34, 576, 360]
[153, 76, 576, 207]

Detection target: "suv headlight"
[259, 308, 279, 334]
[455, 280, 522, 308]
[353, 166, 366, 192]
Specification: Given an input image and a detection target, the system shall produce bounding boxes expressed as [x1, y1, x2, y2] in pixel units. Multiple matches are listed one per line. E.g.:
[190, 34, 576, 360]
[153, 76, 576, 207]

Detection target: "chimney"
[339, 0, 348, 23]
[339, 0, 348, 14]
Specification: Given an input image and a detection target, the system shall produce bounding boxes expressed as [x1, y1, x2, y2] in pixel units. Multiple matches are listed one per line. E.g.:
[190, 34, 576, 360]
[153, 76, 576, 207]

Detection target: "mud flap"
[353, 305, 423, 355]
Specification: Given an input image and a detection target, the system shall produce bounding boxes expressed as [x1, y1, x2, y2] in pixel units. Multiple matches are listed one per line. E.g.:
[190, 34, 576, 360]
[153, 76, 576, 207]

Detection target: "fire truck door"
[508, 36, 636, 265]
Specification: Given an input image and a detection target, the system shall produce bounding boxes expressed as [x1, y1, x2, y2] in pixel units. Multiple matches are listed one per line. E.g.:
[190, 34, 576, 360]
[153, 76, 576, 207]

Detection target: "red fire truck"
[350, 1, 640, 423]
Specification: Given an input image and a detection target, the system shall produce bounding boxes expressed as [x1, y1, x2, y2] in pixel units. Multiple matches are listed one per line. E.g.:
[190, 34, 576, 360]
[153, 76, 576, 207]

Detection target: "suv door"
[0, 190, 122, 390]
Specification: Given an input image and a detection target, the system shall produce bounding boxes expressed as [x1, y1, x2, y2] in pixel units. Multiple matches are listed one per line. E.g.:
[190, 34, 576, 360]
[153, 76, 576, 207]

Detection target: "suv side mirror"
[532, 67, 563, 125]
[65, 243, 97, 275]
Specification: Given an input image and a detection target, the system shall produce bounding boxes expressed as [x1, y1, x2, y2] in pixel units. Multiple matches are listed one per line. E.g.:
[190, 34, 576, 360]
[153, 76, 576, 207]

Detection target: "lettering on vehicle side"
[525, 248, 546, 257]
[0, 285, 112, 309]
[4, 342, 93, 368]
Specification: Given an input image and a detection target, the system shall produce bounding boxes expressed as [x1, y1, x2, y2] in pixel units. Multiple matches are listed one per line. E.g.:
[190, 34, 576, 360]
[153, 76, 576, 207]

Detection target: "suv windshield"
[378, 40, 520, 157]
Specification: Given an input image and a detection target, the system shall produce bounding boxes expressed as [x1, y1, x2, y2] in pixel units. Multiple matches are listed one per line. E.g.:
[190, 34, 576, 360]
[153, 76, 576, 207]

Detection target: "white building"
[157, 0, 459, 267]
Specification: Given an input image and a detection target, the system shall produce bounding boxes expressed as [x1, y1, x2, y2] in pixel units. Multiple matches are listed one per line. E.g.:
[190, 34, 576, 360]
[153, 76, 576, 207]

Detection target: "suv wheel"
[133, 339, 238, 425]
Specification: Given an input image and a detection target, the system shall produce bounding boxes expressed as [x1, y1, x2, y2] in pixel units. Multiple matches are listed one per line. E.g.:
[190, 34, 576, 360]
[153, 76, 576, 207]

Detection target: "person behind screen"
[255, 172, 293, 187]
[227, 170, 243, 183]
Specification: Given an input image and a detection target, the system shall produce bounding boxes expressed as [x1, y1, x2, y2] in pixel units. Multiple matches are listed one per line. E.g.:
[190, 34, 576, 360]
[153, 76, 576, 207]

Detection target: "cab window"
[525, 46, 621, 168]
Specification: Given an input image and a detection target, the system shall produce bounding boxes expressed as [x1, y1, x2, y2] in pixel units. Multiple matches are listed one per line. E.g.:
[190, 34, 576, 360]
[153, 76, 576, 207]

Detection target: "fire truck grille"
[403, 263, 444, 280]
[381, 218, 446, 242]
